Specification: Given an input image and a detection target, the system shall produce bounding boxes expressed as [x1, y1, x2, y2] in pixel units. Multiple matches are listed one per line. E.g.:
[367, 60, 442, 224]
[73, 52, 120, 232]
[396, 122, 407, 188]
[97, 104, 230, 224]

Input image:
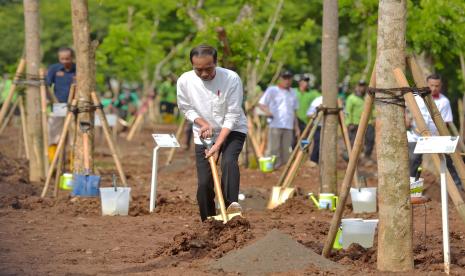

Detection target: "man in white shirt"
[407, 74, 461, 188]
[258, 71, 299, 168]
[306, 95, 323, 165]
[177, 45, 248, 221]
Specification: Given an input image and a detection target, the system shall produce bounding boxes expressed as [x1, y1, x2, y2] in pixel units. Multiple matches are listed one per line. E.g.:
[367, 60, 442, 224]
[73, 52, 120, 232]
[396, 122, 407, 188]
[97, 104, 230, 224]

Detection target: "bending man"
[177, 45, 248, 221]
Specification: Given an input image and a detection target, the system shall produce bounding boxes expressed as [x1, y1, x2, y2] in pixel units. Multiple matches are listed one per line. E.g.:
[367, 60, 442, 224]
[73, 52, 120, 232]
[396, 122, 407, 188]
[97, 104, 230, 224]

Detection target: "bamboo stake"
[247, 114, 262, 158]
[280, 111, 323, 190]
[408, 57, 465, 190]
[18, 97, 30, 159]
[126, 112, 144, 141]
[275, 114, 315, 187]
[0, 58, 26, 128]
[0, 98, 19, 134]
[322, 69, 376, 257]
[91, 92, 128, 187]
[165, 116, 186, 165]
[338, 99, 361, 187]
[39, 68, 49, 175]
[448, 122, 465, 153]
[53, 147, 64, 197]
[394, 68, 465, 224]
[41, 99, 76, 198]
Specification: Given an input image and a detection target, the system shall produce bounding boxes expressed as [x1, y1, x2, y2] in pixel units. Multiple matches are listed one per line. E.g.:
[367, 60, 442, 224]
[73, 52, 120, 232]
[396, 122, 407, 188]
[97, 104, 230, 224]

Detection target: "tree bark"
[71, 0, 95, 172]
[375, 0, 413, 271]
[23, 0, 44, 181]
[320, 0, 338, 194]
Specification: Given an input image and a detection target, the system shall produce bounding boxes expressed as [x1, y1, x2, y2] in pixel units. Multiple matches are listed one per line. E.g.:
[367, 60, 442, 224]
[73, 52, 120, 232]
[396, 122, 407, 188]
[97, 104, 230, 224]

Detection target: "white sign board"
[414, 136, 459, 154]
[152, 134, 180, 148]
[95, 114, 117, 127]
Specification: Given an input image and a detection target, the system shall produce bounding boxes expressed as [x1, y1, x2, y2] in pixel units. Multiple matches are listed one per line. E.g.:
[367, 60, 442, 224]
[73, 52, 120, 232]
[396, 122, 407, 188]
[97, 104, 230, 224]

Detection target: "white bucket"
[341, 218, 378, 249]
[100, 187, 131, 216]
[350, 187, 377, 213]
[409, 177, 424, 197]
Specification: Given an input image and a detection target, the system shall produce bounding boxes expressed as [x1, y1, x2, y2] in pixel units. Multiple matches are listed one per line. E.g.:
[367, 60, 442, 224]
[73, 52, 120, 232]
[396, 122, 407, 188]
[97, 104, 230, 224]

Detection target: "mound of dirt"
[210, 229, 344, 274]
[160, 216, 253, 259]
[0, 153, 37, 209]
[270, 195, 318, 215]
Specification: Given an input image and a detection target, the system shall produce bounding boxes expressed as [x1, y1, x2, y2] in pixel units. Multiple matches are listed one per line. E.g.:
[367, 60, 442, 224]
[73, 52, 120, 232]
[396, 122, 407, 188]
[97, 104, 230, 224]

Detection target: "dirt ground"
[1, 122, 465, 275]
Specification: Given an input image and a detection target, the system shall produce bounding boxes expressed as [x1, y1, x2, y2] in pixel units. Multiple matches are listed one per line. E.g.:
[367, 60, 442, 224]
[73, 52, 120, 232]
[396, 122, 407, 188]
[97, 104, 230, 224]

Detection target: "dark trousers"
[194, 131, 246, 221]
[408, 142, 462, 187]
[310, 126, 321, 163]
[348, 124, 375, 157]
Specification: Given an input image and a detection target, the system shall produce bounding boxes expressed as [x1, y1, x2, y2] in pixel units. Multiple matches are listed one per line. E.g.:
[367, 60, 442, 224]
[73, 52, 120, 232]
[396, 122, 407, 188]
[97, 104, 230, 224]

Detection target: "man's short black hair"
[189, 45, 217, 64]
[58, 47, 74, 57]
[427, 73, 442, 82]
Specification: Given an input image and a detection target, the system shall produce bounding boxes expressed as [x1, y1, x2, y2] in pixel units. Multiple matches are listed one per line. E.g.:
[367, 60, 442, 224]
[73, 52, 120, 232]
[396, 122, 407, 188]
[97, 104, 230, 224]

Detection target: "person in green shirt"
[0, 74, 13, 107]
[113, 87, 140, 121]
[345, 80, 374, 159]
[295, 75, 321, 132]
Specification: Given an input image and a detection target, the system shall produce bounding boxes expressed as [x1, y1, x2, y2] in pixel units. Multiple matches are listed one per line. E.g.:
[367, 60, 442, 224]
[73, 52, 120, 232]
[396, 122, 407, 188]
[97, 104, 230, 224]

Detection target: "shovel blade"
[72, 174, 101, 197]
[208, 212, 242, 224]
[267, 186, 296, 209]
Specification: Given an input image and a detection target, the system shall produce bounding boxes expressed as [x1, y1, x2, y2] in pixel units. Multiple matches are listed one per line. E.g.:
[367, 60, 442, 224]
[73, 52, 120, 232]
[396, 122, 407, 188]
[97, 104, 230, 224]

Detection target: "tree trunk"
[375, 0, 413, 271]
[23, 0, 44, 181]
[319, 0, 338, 194]
[71, 0, 95, 172]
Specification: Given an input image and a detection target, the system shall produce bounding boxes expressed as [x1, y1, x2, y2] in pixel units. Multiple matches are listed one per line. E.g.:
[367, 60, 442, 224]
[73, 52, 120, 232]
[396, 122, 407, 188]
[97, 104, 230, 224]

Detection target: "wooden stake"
[0, 98, 19, 135]
[280, 111, 323, 190]
[165, 116, 186, 166]
[447, 122, 465, 153]
[126, 112, 144, 141]
[322, 69, 376, 257]
[337, 99, 361, 188]
[275, 114, 315, 187]
[0, 58, 25, 128]
[246, 114, 262, 158]
[53, 146, 64, 197]
[39, 68, 49, 175]
[394, 68, 465, 225]
[18, 96, 30, 159]
[91, 92, 128, 187]
[41, 99, 76, 197]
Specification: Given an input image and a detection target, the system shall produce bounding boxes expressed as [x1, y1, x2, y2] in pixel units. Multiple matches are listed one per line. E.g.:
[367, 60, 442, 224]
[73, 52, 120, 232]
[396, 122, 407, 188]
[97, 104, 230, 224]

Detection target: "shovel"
[201, 138, 242, 223]
[267, 111, 324, 209]
[72, 121, 101, 197]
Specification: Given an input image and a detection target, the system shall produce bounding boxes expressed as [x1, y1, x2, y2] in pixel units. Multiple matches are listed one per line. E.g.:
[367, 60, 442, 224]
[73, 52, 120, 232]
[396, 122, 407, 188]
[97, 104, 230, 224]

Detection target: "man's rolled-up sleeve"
[222, 76, 244, 130]
[177, 78, 200, 123]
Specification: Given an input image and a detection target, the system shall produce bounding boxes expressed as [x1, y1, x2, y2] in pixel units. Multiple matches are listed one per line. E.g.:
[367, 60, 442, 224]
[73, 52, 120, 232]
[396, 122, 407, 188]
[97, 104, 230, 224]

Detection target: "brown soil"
[1, 124, 465, 275]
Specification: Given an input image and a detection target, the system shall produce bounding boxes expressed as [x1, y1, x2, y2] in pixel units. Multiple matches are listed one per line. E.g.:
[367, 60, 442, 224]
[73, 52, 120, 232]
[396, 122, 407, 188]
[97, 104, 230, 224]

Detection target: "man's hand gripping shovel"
[201, 138, 242, 223]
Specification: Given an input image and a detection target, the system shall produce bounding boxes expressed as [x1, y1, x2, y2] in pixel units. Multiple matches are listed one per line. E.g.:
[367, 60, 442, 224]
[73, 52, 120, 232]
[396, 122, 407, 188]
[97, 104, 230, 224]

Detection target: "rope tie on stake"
[13, 73, 45, 87]
[368, 86, 430, 108]
[68, 100, 102, 115]
[316, 105, 342, 115]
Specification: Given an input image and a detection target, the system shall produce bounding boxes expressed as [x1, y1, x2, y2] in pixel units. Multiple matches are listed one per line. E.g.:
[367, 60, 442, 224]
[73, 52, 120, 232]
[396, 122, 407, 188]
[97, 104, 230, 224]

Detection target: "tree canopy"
[0, 0, 464, 98]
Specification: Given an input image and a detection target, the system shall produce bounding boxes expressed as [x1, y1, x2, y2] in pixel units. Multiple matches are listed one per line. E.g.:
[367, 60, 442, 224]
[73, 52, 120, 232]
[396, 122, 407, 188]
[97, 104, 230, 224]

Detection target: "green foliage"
[0, 0, 464, 99]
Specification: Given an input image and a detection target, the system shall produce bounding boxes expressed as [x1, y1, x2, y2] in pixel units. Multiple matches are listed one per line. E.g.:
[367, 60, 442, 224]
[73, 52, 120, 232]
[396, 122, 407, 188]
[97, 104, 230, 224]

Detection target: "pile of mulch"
[159, 216, 253, 259]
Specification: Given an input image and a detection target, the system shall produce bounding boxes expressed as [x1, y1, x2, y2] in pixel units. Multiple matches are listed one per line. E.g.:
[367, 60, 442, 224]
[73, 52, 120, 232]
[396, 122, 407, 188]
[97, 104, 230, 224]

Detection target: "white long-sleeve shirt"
[177, 67, 248, 145]
[258, 86, 298, 130]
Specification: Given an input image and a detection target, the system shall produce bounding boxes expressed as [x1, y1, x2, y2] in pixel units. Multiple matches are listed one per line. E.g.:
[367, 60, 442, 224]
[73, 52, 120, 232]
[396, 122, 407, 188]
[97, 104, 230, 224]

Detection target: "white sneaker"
[226, 202, 242, 214]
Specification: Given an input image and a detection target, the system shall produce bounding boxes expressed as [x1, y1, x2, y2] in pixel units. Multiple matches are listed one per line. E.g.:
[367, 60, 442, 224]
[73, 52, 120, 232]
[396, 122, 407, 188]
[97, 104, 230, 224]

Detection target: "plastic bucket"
[409, 177, 424, 197]
[318, 193, 338, 210]
[100, 187, 131, 216]
[341, 218, 378, 249]
[259, 156, 276, 173]
[59, 173, 73, 190]
[350, 187, 377, 213]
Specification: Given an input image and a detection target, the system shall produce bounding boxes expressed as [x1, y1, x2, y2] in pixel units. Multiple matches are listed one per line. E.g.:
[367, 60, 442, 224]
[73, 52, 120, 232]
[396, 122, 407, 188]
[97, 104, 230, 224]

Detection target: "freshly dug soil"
[160, 216, 253, 259]
[210, 229, 344, 274]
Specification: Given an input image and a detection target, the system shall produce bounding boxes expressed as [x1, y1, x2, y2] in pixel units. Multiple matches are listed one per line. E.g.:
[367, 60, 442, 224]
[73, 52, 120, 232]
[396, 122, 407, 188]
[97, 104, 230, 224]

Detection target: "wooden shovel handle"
[208, 156, 228, 222]
[83, 132, 90, 172]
